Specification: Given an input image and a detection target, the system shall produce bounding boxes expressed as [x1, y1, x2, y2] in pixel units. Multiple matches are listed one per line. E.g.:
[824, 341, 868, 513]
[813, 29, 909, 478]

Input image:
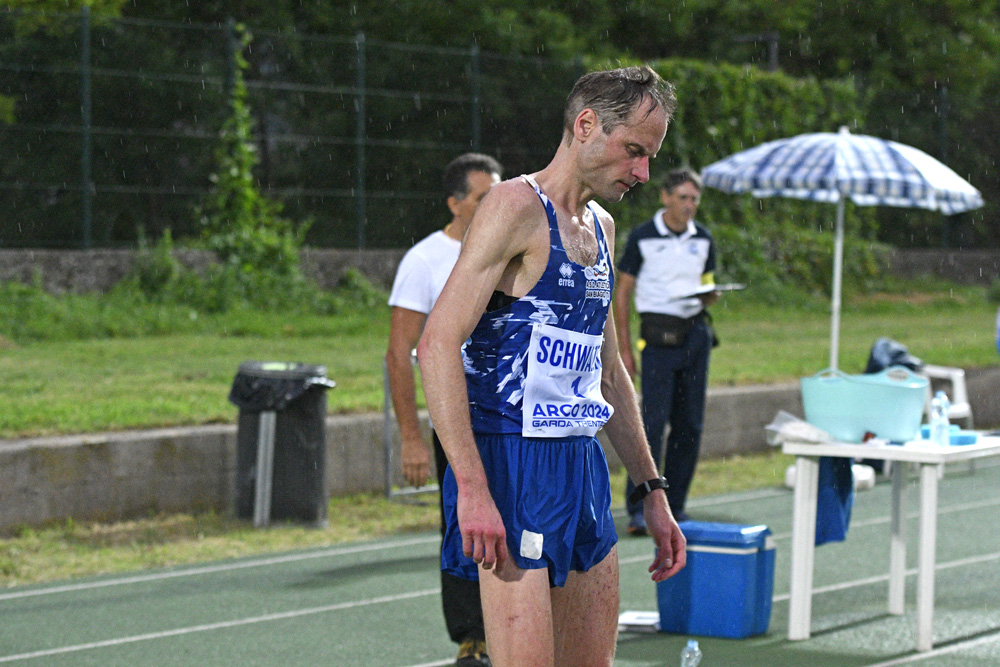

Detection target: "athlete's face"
[580, 101, 667, 202]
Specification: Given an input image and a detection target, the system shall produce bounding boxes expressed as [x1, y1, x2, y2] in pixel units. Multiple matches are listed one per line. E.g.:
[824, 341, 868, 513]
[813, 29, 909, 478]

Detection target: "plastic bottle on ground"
[680, 638, 702, 667]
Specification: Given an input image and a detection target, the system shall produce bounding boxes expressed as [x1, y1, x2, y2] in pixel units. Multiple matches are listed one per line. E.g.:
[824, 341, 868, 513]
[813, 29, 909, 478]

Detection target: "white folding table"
[782, 435, 1000, 652]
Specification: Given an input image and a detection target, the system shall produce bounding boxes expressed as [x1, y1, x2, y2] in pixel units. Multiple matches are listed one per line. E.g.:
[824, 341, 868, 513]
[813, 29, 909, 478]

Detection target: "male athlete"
[418, 66, 686, 667]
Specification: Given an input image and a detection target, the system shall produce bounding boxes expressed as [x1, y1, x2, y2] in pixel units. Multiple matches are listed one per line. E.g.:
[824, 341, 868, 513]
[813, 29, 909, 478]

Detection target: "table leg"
[889, 460, 907, 615]
[916, 463, 939, 652]
[788, 455, 819, 641]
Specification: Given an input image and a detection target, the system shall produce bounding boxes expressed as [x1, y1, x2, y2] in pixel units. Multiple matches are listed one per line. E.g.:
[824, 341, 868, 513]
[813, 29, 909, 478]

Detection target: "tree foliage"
[197, 23, 303, 278]
[3, 0, 999, 251]
[116, 0, 1000, 248]
[598, 58, 875, 298]
[605, 0, 1000, 248]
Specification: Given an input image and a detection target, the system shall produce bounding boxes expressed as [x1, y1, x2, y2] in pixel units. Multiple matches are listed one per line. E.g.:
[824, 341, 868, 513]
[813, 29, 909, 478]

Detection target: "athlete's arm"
[613, 271, 637, 378]
[417, 180, 543, 571]
[597, 211, 686, 582]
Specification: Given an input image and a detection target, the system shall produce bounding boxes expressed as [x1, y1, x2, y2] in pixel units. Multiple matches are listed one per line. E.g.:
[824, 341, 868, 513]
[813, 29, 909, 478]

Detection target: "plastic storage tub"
[800, 366, 928, 443]
[657, 522, 775, 639]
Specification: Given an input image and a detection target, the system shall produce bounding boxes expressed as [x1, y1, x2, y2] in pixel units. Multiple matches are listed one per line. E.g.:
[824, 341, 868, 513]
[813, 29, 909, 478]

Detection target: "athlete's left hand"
[645, 493, 686, 581]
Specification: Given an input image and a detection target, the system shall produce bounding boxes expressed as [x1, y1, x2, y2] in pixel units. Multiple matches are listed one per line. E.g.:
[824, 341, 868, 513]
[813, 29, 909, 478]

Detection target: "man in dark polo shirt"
[614, 167, 720, 533]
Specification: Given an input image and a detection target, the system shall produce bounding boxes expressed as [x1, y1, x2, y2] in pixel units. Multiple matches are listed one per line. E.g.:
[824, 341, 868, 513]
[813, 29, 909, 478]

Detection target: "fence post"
[80, 6, 93, 249]
[470, 42, 481, 151]
[224, 17, 237, 99]
[354, 32, 367, 249]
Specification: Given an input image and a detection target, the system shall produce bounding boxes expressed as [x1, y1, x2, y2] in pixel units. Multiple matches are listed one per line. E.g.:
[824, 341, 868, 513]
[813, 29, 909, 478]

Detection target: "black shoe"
[456, 638, 491, 667]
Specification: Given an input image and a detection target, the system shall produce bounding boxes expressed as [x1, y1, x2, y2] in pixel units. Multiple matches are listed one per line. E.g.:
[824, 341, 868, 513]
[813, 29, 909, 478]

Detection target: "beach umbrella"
[702, 126, 984, 369]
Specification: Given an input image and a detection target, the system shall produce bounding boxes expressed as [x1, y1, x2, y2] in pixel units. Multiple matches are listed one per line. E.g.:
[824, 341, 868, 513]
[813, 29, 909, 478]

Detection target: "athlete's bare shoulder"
[483, 176, 548, 222]
[465, 177, 548, 246]
[455, 176, 547, 271]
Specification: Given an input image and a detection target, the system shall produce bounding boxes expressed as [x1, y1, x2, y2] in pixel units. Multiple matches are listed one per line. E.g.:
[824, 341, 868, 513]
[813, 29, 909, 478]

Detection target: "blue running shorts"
[441, 433, 617, 588]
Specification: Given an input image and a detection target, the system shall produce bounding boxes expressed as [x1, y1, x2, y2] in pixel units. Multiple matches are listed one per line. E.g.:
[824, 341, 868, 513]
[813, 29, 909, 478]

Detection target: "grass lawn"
[0, 277, 995, 587]
[0, 448, 795, 588]
[1, 281, 996, 439]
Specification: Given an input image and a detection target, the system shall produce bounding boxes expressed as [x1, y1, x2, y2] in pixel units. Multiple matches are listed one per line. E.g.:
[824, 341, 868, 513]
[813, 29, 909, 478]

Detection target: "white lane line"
[615, 496, 1000, 550]
[863, 630, 1000, 666]
[0, 588, 440, 664]
[770, 550, 1000, 603]
[766, 496, 1000, 542]
[5, 471, 998, 602]
[619, 549, 1000, 603]
[403, 552, 1000, 667]
[394, 549, 1000, 667]
[0, 535, 439, 601]
[687, 487, 789, 507]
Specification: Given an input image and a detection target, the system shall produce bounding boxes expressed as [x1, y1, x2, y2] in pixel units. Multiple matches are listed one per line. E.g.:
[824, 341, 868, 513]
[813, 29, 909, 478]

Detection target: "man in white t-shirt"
[386, 152, 501, 667]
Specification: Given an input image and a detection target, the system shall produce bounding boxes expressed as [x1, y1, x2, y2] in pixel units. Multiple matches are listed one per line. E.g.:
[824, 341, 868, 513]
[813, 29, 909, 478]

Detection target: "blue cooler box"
[657, 521, 775, 638]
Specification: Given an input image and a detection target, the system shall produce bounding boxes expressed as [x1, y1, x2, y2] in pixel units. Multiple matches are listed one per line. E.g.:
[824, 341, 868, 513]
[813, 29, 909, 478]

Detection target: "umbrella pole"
[830, 194, 846, 370]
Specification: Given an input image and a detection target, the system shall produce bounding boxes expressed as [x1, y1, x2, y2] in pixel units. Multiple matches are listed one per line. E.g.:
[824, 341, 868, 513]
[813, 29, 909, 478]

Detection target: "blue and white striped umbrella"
[702, 126, 984, 369]
[702, 126, 983, 214]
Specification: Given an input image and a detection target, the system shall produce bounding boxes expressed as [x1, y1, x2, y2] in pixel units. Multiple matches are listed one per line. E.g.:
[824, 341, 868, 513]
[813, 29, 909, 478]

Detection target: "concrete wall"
[886, 248, 1000, 287]
[0, 248, 406, 294]
[0, 425, 236, 531]
[3, 368, 998, 535]
[2, 247, 997, 296]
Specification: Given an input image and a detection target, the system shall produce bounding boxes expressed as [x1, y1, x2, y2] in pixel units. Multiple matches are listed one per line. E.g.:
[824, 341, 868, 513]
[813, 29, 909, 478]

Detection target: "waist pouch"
[640, 312, 699, 348]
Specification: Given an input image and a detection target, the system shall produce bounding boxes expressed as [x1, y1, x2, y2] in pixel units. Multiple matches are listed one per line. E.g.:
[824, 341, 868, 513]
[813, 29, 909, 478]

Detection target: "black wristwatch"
[628, 476, 669, 505]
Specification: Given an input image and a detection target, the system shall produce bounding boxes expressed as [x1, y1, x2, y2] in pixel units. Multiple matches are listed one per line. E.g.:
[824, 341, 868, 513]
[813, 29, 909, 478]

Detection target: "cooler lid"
[679, 521, 771, 548]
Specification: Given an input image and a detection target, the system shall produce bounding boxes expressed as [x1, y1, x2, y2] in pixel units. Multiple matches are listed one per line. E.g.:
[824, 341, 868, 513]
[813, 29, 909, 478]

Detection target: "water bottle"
[929, 390, 951, 446]
[680, 639, 702, 667]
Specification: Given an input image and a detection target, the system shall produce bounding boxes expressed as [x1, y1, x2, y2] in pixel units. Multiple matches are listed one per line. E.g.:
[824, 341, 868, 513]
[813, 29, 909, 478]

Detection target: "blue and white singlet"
[463, 175, 615, 437]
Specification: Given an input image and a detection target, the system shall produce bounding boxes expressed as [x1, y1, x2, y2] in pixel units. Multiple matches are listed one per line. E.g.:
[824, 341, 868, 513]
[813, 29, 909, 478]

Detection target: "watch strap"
[628, 476, 669, 506]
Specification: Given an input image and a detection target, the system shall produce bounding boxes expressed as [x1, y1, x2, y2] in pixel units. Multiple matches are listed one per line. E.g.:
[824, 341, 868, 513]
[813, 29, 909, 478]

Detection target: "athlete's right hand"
[646, 493, 686, 582]
[457, 485, 508, 571]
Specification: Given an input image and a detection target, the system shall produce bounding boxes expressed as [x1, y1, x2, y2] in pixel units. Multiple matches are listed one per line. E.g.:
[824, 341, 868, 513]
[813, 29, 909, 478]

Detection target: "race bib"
[521, 322, 614, 438]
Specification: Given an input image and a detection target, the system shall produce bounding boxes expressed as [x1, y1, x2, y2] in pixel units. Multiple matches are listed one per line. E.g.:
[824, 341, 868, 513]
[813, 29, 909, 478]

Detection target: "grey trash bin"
[229, 361, 335, 527]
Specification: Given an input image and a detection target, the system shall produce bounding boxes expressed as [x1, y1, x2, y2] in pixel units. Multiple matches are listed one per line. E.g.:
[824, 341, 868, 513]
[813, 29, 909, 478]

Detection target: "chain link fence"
[0, 9, 581, 249]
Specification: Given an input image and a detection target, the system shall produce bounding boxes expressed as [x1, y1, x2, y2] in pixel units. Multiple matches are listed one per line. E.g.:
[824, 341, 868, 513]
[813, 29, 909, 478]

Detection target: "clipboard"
[671, 283, 746, 301]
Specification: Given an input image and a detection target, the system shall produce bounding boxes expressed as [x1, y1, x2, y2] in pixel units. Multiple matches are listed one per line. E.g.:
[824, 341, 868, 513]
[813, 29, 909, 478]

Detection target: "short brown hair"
[661, 167, 702, 193]
[563, 66, 677, 136]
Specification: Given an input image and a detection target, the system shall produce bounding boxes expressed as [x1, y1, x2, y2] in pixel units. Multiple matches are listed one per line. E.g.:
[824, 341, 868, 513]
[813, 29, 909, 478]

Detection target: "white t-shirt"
[387, 230, 461, 314]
